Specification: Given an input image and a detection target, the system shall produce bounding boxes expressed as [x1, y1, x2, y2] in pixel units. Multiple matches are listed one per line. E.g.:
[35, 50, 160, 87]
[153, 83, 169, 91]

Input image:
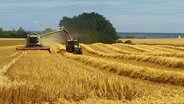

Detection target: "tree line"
[0, 27, 27, 38]
[59, 12, 119, 44]
[0, 12, 119, 43]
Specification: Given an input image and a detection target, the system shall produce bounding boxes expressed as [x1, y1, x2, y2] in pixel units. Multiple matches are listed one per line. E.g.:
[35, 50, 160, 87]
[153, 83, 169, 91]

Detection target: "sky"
[0, 0, 184, 33]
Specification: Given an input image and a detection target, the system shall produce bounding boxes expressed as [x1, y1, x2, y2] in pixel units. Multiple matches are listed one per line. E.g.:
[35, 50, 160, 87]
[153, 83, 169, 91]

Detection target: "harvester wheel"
[48, 49, 51, 53]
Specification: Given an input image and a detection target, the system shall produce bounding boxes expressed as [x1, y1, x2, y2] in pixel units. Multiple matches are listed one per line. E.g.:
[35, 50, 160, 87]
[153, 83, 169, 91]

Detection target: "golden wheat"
[147, 45, 181, 53]
[113, 43, 152, 53]
[59, 50, 184, 86]
[120, 38, 184, 45]
[97, 43, 184, 58]
[0, 46, 23, 72]
[0, 38, 25, 46]
[1, 38, 184, 104]
[81, 44, 184, 69]
[158, 45, 184, 51]
[1, 50, 139, 103]
[97, 43, 132, 54]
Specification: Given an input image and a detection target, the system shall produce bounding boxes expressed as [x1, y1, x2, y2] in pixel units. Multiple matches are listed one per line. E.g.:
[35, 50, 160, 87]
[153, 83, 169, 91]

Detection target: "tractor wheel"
[78, 48, 82, 54]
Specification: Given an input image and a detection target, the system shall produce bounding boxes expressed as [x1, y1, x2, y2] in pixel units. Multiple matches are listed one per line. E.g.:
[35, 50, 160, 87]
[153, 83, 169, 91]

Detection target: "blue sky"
[0, 0, 184, 33]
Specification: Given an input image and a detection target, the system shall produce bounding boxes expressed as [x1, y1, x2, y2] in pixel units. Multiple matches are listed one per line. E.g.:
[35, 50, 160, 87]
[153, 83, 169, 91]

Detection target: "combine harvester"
[16, 28, 82, 54]
[16, 33, 51, 52]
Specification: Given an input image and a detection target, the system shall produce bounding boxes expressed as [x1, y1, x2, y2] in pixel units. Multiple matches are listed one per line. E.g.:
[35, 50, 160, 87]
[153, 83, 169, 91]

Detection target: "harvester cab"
[26, 33, 42, 47]
[16, 33, 50, 52]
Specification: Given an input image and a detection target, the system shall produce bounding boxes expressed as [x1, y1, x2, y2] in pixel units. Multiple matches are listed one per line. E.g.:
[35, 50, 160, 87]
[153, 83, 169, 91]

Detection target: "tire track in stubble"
[0, 51, 27, 87]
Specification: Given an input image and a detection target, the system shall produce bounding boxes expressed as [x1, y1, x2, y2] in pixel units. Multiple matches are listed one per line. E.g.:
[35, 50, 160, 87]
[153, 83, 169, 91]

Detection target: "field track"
[0, 38, 184, 103]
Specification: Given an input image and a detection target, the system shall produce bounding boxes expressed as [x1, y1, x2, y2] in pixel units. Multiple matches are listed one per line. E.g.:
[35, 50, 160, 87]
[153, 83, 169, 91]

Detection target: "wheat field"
[0, 38, 184, 104]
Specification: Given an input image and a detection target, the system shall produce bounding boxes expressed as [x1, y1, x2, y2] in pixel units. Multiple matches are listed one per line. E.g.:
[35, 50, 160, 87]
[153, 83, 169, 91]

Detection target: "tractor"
[62, 29, 82, 54]
[66, 39, 82, 54]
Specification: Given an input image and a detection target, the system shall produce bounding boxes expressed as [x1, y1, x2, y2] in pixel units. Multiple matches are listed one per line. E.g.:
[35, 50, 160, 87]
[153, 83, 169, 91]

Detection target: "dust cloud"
[41, 31, 67, 46]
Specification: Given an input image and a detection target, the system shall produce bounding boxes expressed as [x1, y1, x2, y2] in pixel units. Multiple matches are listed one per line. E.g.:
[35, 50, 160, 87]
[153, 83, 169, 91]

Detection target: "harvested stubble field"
[0, 38, 184, 104]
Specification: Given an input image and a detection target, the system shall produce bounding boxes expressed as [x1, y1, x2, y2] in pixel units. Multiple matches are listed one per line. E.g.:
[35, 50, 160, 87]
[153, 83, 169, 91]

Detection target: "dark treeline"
[59, 12, 119, 44]
[1, 12, 119, 43]
[0, 27, 27, 38]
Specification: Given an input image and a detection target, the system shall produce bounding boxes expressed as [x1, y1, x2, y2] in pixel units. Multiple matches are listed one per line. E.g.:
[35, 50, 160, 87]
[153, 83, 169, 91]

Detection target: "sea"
[118, 32, 184, 38]
[28, 31, 184, 38]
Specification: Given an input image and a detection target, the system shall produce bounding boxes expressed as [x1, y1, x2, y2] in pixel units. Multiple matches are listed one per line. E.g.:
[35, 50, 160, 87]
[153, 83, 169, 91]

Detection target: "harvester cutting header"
[16, 33, 51, 52]
[16, 28, 82, 54]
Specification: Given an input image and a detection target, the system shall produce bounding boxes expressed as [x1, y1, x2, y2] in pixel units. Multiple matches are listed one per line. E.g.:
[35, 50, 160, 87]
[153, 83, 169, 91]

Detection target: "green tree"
[0, 28, 3, 33]
[17, 27, 25, 38]
[43, 28, 55, 34]
[59, 12, 118, 43]
[0, 27, 27, 38]
[8, 29, 17, 38]
[0, 28, 4, 37]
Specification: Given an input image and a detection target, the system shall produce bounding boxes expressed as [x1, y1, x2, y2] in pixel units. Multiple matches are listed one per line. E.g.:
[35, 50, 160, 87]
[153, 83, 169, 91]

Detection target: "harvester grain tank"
[16, 33, 50, 52]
